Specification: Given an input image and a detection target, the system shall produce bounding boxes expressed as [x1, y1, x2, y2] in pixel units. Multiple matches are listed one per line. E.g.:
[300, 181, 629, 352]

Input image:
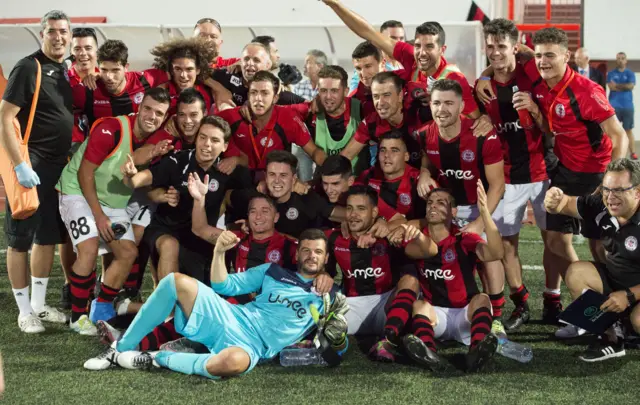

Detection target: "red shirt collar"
[431, 56, 448, 79]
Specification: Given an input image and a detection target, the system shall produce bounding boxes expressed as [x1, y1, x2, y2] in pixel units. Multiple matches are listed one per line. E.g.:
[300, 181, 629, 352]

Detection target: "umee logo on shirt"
[496, 121, 522, 134]
[267, 293, 307, 319]
[420, 267, 455, 281]
[439, 169, 474, 180]
[344, 267, 384, 279]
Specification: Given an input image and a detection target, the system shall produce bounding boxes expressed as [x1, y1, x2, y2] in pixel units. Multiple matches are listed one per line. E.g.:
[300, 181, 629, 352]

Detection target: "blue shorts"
[615, 108, 634, 130]
[173, 280, 264, 373]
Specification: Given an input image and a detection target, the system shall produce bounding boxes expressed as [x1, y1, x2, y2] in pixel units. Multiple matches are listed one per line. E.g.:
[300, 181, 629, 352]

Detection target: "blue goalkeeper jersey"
[211, 263, 338, 360]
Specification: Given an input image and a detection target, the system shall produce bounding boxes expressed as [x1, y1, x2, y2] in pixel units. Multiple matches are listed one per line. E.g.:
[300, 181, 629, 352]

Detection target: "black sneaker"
[466, 334, 498, 373]
[61, 283, 71, 310]
[402, 334, 448, 372]
[579, 340, 625, 362]
[542, 301, 563, 325]
[504, 302, 530, 331]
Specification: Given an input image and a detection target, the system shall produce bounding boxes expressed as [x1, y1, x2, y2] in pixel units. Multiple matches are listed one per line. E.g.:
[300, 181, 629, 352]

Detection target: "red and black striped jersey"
[356, 164, 426, 220]
[326, 229, 416, 297]
[420, 117, 503, 206]
[416, 230, 484, 308]
[230, 230, 297, 273]
[72, 69, 169, 128]
[166, 81, 214, 117]
[479, 64, 548, 184]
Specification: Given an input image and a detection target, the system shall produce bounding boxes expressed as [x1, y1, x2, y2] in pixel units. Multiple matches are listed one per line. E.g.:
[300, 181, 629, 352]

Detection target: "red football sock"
[97, 283, 119, 303]
[412, 314, 436, 352]
[384, 289, 417, 340]
[139, 320, 181, 351]
[510, 284, 530, 307]
[69, 270, 96, 323]
[489, 292, 505, 319]
[470, 307, 493, 349]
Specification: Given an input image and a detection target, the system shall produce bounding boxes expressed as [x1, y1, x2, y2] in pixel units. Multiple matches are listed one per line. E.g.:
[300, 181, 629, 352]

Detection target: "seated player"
[544, 158, 640, 361]
[72, 39, 169, 130]
[150, 37, 217, 116]
[209, 42, 304, 110]
[56, 88, 171, 334]
[121, 116, 252, 284]
[218, 70, 326, 181]
[398, 182, 504, 372]
[228, 151, 344, 238]
[326, 185, 419, 361]
[84, 229, 349, 379]
[356, 130, 426, 221]
[417, 79, 507, 329]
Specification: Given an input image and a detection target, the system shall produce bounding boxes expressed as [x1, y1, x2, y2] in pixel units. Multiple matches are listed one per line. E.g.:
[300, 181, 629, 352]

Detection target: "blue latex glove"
[14, 162, 40, 188]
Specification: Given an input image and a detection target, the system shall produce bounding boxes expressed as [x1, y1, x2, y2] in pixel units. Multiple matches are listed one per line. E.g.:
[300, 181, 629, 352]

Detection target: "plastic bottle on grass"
[496, 336, 533, 363]
[280, 347, 328, 367]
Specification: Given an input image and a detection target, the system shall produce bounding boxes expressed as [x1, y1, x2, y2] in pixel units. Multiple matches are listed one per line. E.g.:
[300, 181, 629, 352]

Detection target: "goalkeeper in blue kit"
[84, 228, 349, 378]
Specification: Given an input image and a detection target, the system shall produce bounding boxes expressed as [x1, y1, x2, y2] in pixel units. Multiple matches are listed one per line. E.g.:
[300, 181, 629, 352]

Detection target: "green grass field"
[0, 224, 637, 405]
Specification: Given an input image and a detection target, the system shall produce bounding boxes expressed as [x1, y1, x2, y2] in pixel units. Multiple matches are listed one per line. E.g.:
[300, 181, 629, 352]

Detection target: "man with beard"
[210, 42, 305, 110]
[397, 183, 504, 373]
[119, 116, 252, 285]
[218, 71, 326, 180]
[192, 18, 239, 68]
[84, 229, 348, 378]
[416, 79, 507, 329]
[326, 185, 419, 361]
[56, 88, 171, 334]
[545, 158, 640, 361]
[291, 66, 369, 175]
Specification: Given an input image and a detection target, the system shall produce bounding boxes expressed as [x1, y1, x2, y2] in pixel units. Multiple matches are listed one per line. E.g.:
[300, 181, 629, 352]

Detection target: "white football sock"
[13, 287, 33, 317]
[31, 277, 49, 312]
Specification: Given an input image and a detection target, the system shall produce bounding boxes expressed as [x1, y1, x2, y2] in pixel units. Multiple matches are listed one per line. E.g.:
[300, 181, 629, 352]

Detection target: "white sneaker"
[18, 313, 45, 334]
[70, 314, 98, 336]
[84, 341, 119, 371]
[117, 350, 158, 370]
[36, 305, 69, 324]
[555, 324, 586, 339]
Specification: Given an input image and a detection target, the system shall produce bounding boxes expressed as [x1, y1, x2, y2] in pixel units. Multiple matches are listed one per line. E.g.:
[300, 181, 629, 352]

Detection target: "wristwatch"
[625, 288, 637, 306]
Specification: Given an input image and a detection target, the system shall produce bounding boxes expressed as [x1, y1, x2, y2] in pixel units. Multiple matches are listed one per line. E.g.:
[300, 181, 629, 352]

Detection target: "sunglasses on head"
[195, 18, 221, 32]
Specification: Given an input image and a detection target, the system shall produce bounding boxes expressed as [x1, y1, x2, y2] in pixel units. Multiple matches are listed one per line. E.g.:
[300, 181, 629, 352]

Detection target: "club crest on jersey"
[555, 103, 565, 118]
[399, 193, 412, 206]
[134, 92, 144, 104]
[625, 236, 637, 251]
[286, 207, 299, 220]
[260, 137, 274, 148]
[461, 150, 475, 163]
[443, 248, 456, 263]
[371, 243, 386, 256]
[208, 179, 219, 192]
[268, 250, 281, 263]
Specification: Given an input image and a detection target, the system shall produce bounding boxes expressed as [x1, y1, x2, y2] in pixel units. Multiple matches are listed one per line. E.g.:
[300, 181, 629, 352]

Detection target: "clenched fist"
[214, 230, 240, 253]
[544, 187, 566, 214]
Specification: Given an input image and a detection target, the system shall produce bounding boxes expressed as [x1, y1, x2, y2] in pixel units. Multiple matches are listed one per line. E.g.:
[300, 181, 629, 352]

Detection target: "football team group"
[1, 0, 639, 380]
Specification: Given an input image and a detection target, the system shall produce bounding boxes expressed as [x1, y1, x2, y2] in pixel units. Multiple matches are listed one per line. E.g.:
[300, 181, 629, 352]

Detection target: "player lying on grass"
[84, 228, 349, 378]
[388, 181, 504, 372]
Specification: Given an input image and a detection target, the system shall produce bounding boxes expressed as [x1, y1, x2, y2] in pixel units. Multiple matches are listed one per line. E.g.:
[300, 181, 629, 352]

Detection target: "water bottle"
[512, 85, 535, 130]
[280, 347, 328, 367]
[496, 336, 533, 363]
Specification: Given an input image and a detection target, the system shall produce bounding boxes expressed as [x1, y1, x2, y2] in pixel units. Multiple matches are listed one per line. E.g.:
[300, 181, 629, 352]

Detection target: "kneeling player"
[399, 182, 504, 372]
[326, 185, 419, 361]
[84, 229, 348, 378]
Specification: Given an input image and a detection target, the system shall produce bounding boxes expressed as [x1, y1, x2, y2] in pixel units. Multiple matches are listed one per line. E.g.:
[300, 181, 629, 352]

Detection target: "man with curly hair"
[150, 37, 218, 116]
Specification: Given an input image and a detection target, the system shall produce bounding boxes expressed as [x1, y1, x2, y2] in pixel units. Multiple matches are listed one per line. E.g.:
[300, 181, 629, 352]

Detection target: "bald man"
[573, 48, 606, 90]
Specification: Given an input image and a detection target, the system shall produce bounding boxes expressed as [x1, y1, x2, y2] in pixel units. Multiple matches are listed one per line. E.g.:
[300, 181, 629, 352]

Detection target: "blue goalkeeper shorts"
[173, 280, 264, 373]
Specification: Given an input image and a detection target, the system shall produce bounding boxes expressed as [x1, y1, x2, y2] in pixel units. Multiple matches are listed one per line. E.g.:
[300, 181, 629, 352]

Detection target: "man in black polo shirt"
[229, 151, 344, 238]
[545, 158, 640, 361]
[121, 115, 251, 284]
[209, 43, 304, 111]
[0, 10, 73, 333]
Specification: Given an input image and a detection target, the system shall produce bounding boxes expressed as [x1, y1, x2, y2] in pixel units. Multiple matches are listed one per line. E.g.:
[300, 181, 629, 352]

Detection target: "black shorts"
[4, 154, 66, 250]
[547, 164, 603, 238]
[594, 261, 640, 295]
[143, 220, 213, 284]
